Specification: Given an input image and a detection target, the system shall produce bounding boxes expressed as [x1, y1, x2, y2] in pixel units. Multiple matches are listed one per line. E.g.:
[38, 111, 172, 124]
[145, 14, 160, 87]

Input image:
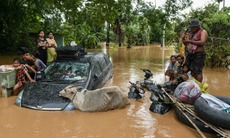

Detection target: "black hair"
[183, 63, 190, 70]
[47, 31, 53, 35]
[22, 50, 30, 55]
[19, 47, 30, 55]
[13, 57, 23, 64]
[38, 30, 44, 34]
[33, 51, 40, 58]
[170, 55, 177, 60]
[185, 29, 191, 33]
[177, 54, 184, 60]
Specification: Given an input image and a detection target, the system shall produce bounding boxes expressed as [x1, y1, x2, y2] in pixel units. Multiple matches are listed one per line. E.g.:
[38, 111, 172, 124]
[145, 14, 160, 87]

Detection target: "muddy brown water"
[0, 45, 229, 138]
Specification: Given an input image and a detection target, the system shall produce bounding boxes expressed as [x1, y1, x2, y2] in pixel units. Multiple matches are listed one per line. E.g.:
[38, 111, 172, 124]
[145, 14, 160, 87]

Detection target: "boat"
[175, 106, 216, 134]
[194, 95, 230, 130]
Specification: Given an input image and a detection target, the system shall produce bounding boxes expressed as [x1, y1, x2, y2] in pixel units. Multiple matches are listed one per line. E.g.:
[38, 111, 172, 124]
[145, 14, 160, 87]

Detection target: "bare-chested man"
[183, 19, 208, 83]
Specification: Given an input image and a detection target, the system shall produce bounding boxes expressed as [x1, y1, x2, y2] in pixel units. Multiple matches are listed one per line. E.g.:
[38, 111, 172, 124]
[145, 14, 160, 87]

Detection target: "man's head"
[177, 54, 184, 64]
[170, 55, 177, 64]
[189, 19, 201, 33]
[22, 51, 32, 60]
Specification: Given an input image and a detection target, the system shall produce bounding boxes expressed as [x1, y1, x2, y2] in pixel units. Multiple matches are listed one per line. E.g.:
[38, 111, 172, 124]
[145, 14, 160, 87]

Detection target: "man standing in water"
[183, 19, 208, 82]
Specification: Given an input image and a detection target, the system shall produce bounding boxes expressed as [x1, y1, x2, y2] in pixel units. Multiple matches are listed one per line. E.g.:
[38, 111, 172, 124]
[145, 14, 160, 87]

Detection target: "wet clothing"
[186, 28, 206, 75]
[189, 28, 204, 53]
[167, 62, 178, 72]
[16, 65, 28, 87]
[189, 52, 206, 75]
[165, 62, 178, 80]
[37, 38, 48, 65]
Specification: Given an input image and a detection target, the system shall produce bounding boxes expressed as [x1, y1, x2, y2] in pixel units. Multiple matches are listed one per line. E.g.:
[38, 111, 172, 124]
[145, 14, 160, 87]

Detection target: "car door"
[103, 54, 113, 79]
[96, 54, 113, 88]
[91, 59, 103, 89]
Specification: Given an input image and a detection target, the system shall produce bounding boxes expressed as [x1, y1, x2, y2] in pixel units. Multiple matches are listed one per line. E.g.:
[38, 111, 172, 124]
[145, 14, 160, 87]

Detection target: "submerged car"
[16, 46, 113, 111]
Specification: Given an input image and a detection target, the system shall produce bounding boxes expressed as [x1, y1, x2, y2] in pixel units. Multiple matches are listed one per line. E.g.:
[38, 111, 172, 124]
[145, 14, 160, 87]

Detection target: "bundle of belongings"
[149, 84, 173, 115]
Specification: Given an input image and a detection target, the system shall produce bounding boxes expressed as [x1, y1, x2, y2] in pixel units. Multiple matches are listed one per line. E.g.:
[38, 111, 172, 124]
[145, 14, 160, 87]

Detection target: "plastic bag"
[174, 80, 201, 104]
[189, 77, 209, 93]
[1, 79, 8, 88]
[201, 94, 230, 111]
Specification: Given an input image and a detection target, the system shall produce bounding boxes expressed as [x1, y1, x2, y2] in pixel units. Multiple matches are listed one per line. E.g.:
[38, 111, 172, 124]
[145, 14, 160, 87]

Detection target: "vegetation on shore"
[0, 0, 229, 67]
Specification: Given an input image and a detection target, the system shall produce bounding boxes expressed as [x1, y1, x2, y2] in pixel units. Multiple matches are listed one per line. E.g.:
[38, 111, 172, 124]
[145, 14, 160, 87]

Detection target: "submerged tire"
[175, 106, 216, 134]
[194, 96, 230, 130]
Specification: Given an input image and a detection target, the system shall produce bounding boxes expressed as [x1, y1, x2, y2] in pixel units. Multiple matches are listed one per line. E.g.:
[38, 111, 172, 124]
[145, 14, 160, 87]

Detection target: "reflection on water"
[0, 45, 229, 138]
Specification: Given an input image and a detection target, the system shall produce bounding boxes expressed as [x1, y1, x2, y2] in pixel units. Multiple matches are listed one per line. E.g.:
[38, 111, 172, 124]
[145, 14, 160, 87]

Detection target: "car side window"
[94, 61, 102, 77]
[104, 56, 109, 65]
[99, 56, 107, 70]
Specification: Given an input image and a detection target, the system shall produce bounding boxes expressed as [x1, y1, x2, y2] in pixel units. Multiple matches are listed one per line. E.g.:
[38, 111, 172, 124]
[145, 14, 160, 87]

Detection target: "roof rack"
[56, 45, 86, 60]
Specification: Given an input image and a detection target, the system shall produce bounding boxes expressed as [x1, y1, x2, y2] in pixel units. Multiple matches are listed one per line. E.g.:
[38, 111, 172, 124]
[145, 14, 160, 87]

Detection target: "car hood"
[21, 82, 85, 110]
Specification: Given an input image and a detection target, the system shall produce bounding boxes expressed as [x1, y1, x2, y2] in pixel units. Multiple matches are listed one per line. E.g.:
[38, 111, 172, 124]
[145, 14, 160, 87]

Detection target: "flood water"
[0, 45, 229, 138]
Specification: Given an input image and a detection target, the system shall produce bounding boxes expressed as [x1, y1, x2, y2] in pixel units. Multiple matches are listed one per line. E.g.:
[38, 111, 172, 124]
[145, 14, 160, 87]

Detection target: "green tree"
[176, 3, 230, 67]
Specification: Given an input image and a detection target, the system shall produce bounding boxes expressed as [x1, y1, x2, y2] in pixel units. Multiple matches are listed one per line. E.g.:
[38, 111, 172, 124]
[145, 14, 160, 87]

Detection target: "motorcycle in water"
[128, 81, 145, 100]
[140, 69, 173, 114]
[141, 69, 154, 90]
[149, 84, 173, 115]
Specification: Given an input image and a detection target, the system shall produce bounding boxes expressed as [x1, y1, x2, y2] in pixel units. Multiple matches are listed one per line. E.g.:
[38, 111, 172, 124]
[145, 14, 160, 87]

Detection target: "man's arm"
[183, 30, 208, 46]
[25, 64, 36, 73]
[25, 71, 35, 83]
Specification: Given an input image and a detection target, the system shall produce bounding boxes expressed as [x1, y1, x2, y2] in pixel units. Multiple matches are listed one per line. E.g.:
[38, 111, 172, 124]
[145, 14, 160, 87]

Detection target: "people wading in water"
[183, 19, 208, 83]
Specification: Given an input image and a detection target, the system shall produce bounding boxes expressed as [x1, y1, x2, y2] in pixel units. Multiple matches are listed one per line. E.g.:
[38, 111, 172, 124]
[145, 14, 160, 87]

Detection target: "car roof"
[56, 52, 106, 63]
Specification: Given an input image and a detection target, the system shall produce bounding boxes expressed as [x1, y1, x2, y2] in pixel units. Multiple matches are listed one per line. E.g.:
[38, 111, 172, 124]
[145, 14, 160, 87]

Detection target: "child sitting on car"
[13, 57, 35, 95]
[32, 51, 47, 71]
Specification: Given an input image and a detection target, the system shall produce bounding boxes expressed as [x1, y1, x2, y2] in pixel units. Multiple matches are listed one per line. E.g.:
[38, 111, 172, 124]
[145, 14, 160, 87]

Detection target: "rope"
[161, 87, 230, 138]
[160, 88, 207, 138]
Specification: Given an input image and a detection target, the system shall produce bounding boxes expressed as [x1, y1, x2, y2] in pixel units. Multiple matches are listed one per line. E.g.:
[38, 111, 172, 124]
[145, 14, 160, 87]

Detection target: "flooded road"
[0, 45, 229, 138]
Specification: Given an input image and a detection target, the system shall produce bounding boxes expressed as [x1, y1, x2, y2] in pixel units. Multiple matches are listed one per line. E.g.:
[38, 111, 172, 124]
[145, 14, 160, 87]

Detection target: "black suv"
[15, 46, 113, 111]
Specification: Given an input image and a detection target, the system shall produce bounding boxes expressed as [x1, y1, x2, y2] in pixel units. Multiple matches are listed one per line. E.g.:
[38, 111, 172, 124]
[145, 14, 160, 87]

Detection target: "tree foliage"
[0, 0, 229, 67]
[174, 3, 230, 67]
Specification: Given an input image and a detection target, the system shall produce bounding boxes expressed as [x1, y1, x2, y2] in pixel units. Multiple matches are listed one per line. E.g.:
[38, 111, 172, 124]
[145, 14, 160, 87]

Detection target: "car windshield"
[44, 61, 90, 82]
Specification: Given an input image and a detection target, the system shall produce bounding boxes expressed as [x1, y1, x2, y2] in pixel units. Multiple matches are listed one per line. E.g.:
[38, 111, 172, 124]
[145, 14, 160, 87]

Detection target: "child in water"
[13, 58, 35, 95]
[165, 55, 178, 80]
